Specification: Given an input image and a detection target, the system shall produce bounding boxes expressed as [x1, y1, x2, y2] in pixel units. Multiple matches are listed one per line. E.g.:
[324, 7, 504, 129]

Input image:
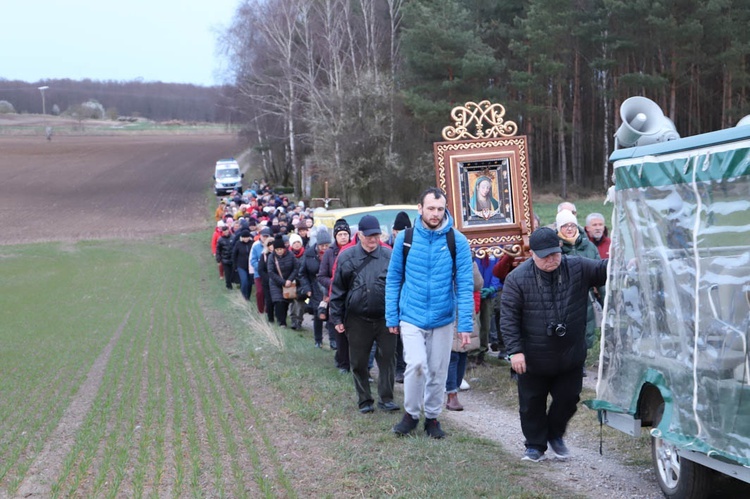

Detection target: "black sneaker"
[392, 413, 419, 436]
[548, 438, 570, 458]
[359, 404, 374, 414]
[424, 418, 445, 439]
[522, 448, 546, 462]
[377, 401, 400, 412]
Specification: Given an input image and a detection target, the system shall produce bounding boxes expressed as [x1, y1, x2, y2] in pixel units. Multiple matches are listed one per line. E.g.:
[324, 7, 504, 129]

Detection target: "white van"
[213, 159, 244, 195]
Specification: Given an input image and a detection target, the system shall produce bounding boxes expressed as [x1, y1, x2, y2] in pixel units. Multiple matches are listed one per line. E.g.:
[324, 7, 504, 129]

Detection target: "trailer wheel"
[651, 404, 712, 498]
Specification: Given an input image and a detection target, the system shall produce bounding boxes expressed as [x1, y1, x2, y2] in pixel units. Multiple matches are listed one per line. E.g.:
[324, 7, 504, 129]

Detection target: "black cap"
[358, 215, 381, 236]
[273, 235, 286, 249]
[529, 227, 562, 258]
[239, 229, 252, 238]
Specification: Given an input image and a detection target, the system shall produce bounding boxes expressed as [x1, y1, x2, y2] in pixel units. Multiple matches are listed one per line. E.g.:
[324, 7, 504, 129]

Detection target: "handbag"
[275, 257, 297, 300]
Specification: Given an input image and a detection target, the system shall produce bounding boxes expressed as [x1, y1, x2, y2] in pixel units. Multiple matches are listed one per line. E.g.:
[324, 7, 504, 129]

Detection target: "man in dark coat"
[215, 226, 234, 290]
[501, 227, 607, 462]
[329, 215, 398, 414]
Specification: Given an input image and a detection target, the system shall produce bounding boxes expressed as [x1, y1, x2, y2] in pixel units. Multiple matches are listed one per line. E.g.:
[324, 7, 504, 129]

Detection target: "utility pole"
[38, 86, 49, 115]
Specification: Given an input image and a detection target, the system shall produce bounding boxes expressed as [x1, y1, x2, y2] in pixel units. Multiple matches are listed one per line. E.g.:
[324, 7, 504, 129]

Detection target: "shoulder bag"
[275, 257, 297, 300]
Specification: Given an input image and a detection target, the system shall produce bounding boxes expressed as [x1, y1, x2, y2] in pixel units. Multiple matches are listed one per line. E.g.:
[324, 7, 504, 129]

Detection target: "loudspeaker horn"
[737, 115, 750, 127]
[615, 96, 680, 149]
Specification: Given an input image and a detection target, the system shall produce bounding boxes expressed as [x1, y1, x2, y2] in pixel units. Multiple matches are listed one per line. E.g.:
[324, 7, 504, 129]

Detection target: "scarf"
[558, 227, 579, 245]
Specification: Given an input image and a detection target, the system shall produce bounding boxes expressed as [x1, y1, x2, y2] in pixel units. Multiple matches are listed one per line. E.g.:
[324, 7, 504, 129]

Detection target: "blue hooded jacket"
[385, 211, 474, 333]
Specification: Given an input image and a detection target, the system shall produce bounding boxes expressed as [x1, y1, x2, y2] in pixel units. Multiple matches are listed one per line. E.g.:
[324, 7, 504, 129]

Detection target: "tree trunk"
[557, 81, 567, 199]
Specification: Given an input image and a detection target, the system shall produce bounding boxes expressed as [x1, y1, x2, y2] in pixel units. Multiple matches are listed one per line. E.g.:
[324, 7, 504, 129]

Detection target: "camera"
[547, 322, 567, 337]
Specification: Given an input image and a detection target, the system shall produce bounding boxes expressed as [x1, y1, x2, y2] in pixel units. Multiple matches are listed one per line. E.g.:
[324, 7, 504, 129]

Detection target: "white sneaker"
[460, 379, 470, 391]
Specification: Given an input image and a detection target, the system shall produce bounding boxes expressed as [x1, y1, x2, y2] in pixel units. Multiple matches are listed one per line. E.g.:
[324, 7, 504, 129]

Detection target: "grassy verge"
[0, 231, 578, 498]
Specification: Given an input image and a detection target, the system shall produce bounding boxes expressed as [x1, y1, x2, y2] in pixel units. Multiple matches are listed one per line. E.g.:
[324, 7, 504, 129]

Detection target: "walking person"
[445, 260, 484, 411]
[232, 229, 254, 301]
[212, 221, 226, 281]
[288, 233, 307, 329]
[556, 209, 602, 374]
[500, 227, 607, 462]
[329, 215, 398, 414]
[251, 227, 273, 313]
[257, 237, 276, 324]
[386, 187, 474, 438]
[318, 219, 352, 366]
[215, 225, 234, 290]
[388, 211, 412, 383]
[298, 227, 331, 348]
[267, 235, 300, 328]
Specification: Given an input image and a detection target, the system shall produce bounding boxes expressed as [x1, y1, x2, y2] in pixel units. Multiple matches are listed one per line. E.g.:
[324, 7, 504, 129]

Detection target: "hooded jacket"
[385, 211, 474, 333]
[500, 255, 607, 376]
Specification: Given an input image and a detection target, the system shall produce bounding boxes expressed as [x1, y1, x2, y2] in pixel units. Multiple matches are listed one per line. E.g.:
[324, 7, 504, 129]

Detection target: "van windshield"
[217, 168, 239, 179]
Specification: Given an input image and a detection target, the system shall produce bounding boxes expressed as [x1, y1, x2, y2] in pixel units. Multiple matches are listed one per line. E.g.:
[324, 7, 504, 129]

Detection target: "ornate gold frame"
[434, 102, 533, 257]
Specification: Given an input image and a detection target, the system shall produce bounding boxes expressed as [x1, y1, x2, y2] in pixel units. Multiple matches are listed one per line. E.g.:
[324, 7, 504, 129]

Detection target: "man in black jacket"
[329, 215, 399, 414]
[501, 227, 607, 462]
[215, 226, 234, 290]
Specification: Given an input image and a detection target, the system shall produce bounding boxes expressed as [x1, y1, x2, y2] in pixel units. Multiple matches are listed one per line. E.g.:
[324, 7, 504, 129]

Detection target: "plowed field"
[0, 134, 240, 245]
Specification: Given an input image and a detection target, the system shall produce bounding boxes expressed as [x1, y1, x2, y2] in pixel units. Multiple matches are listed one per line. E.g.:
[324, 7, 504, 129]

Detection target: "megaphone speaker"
[615, 96, 680, 149]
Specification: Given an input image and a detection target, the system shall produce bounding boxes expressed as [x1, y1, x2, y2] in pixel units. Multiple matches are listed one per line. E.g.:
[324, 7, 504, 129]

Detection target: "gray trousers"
[400, 321, 453, 420]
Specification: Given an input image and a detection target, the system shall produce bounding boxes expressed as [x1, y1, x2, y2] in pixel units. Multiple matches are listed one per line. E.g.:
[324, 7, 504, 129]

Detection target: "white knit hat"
[556, 209, 578, 229]
[289, 233, 303, 246]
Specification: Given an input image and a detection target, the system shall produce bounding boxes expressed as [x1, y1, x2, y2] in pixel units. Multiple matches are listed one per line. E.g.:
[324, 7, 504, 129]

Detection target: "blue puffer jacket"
[385, 212, 474, 333]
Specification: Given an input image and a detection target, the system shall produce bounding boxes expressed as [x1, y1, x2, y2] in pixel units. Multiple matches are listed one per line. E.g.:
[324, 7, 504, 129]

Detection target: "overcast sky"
[0, 0, 241, 86]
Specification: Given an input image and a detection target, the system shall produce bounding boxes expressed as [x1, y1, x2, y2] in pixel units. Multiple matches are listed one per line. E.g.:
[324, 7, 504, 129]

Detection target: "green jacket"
[560, 232, 602, 349]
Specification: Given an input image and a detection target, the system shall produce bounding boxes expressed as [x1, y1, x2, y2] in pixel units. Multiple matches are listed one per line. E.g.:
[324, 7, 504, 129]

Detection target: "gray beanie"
[316, 227, 332, 245]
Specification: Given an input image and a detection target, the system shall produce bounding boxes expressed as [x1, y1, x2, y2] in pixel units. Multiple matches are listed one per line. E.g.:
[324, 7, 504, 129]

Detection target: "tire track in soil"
[13, 308, 133, 498]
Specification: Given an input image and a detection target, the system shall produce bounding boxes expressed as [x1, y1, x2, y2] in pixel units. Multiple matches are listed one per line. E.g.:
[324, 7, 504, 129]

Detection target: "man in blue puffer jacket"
[386, 187, 474, 439]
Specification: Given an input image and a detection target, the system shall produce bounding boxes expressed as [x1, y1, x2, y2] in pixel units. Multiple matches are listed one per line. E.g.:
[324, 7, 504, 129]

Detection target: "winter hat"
[273, 235, 286, 249]
[556, 209, 578, 230]
[333, 218, 351, 237]
[316, 228, 332, 246]
[393, 211, 412, 231]
[529, 227, 562, 258]
[239, 229, 252, 238]
[358, 215, 381, 236]
[217, 220, 226, 228]
[289, 234, 303, 246]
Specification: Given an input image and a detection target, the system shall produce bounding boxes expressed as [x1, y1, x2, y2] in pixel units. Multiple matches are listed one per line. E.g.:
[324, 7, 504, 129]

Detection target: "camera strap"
[533, 260, 567, 326]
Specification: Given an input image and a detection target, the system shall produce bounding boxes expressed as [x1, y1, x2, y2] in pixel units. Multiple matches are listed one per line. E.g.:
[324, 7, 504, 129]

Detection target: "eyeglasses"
[561, 223, 577, 230]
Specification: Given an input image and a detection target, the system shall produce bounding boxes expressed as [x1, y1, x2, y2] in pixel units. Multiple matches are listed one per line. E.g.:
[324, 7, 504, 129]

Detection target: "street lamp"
[38, 86, 49, 115]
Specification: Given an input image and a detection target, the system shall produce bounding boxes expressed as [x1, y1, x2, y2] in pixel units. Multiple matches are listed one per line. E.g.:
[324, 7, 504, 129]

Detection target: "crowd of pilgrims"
[210, 183, 612, 413]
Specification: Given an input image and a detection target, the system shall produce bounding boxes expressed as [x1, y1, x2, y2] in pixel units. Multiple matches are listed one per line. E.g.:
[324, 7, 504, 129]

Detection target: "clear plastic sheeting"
[592, 141, 750, 467]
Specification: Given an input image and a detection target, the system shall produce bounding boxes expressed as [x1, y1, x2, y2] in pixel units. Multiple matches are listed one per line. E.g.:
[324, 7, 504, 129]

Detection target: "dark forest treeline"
[0, 79, 236, 123]
[221, 0, 750, 202]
